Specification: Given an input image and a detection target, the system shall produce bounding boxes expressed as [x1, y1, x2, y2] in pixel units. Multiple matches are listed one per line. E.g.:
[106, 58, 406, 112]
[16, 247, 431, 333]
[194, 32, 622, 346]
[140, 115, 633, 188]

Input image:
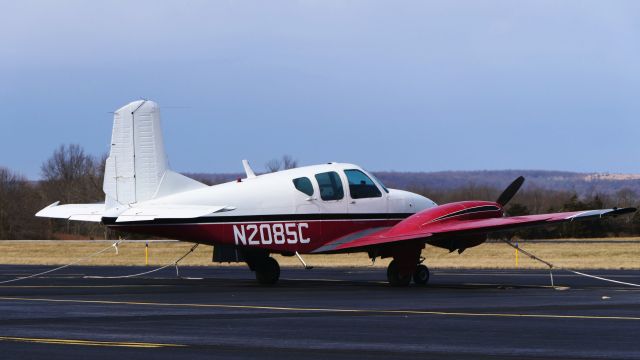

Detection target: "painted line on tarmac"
[0, 285, 172, 289]
[0, 296, 638, 321]
[0, 336, 185, 348]
[283, 277, 386, 284]
[434, 272, 640, 278]
[0, 273, 86, 276]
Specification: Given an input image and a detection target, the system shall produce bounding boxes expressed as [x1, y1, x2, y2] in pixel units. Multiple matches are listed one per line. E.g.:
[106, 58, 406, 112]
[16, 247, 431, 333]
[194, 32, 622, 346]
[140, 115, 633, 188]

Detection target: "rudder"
[103, 100, 204, 207]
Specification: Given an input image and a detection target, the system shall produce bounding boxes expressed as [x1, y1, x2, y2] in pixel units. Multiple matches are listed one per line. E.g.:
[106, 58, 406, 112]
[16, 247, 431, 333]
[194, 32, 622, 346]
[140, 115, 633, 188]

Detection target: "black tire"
[387, 260, 411, 287]
[255, 257, 280, 285]
[413, 264, 430, 285]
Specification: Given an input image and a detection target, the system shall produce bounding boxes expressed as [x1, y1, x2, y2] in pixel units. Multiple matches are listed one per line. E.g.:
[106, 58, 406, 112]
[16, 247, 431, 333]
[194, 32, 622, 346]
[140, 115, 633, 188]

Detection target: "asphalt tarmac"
[0, 265, 638, 359]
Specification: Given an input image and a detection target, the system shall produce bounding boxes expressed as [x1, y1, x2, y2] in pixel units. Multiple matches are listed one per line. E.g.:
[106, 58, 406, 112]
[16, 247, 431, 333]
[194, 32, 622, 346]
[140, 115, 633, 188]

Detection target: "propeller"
[496, 176, 525, 207]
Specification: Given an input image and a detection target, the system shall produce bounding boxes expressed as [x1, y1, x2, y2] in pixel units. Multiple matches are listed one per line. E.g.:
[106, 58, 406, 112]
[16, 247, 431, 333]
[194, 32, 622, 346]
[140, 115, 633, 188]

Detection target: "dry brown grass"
[0, 240, 638, 269]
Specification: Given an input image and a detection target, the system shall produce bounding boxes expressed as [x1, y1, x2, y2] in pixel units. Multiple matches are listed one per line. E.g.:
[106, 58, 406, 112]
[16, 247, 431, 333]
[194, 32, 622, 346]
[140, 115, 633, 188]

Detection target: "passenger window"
[344, 169, 382, 199]
[314, 172, 344, 201]
[292, 177, 314, 196]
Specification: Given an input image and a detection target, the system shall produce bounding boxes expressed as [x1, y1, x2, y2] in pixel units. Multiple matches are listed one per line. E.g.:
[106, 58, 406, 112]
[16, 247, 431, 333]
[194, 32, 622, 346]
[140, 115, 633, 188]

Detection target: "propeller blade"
[496, 176, 525, 206]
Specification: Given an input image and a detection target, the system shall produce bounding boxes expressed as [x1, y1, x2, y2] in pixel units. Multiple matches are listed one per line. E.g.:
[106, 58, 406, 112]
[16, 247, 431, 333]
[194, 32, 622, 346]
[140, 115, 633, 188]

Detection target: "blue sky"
[1, 1, 639, 179]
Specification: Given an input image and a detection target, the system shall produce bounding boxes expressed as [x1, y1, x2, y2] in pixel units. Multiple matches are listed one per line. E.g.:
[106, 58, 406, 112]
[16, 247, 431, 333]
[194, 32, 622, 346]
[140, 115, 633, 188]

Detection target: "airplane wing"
[36, 202, 233, 223]
[312, 207, 636, 253]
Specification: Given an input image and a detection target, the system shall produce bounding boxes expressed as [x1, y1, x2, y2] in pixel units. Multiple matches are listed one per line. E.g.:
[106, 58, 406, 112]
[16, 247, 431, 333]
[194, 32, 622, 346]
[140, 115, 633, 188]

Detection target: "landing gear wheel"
[255, 257, 280, 285]
[413, 264, 430, 285]
[387, 260, 411, 287]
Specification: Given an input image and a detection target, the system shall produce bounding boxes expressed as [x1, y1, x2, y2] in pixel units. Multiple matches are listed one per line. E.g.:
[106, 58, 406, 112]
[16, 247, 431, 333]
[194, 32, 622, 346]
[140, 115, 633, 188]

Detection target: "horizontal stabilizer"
[35, 202, 105, 222]
[114, 205, 234, 223]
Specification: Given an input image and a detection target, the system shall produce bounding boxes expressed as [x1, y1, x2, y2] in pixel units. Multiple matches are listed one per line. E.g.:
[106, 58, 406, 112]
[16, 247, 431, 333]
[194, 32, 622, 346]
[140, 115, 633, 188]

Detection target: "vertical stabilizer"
[103, 100, 204, 207]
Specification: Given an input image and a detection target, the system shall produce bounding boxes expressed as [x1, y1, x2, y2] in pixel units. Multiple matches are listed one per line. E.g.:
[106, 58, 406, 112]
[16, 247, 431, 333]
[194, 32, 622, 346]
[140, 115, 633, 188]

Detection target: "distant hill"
[374, 170, 640, 197]
[186, 170, 640, 197]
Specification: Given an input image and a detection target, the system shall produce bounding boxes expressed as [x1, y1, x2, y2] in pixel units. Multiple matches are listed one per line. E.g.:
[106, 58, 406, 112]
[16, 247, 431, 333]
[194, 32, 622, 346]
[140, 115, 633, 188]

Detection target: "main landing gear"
[386, 260, 430, 287]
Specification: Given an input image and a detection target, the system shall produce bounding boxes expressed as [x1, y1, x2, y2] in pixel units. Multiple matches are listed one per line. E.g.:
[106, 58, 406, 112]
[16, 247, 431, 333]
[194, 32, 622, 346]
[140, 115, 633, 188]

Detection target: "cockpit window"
[292, 177, 314, 196]
[344, 169, 382, 199]
[369, 172, 389, 193]
[315, 171, 344, 201]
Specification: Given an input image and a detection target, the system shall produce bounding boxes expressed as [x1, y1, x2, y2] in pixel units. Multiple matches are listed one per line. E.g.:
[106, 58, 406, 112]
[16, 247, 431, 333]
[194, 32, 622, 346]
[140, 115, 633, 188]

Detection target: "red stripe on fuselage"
[108, 218, 404, 253]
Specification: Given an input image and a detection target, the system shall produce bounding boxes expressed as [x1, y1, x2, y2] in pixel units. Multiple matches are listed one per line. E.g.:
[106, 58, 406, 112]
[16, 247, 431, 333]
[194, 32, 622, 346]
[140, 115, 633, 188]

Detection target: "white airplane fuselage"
[104, 162, 436, 254]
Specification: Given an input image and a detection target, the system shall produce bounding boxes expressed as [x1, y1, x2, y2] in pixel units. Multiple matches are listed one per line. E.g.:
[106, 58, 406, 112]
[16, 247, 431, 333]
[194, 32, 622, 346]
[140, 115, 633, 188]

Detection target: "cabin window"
[344, 169, 382, 199]
[292, 177, 314, 196]
[315, 171, 344, 201]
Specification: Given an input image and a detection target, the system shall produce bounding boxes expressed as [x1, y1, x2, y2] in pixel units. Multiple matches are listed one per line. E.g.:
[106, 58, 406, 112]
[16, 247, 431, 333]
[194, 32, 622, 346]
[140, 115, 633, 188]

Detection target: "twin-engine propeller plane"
[37, 100, 636, 286]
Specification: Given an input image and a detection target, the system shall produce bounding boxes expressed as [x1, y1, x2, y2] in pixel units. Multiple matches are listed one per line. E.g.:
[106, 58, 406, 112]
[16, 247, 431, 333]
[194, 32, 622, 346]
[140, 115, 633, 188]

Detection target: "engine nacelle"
[428, 234, 488, 253]
[385, 201, 503, 236]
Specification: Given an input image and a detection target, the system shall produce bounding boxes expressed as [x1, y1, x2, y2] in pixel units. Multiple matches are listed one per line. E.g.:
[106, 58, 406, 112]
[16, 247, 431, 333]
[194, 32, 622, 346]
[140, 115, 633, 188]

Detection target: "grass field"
[0, 239, 638, 269]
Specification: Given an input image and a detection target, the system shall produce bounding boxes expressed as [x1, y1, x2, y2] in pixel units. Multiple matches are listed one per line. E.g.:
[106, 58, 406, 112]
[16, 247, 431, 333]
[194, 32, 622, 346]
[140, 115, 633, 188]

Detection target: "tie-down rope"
[0, 242, 200, 284]
[0, 240, 123, 285]
[84, 243, 200, 279]
[502, 239, 640, 288]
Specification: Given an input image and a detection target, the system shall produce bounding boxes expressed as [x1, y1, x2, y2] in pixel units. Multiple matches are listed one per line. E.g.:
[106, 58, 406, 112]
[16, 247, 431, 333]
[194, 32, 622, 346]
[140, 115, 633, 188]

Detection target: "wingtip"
[610, 207, 637, 216]
[35, 201, 60, 217]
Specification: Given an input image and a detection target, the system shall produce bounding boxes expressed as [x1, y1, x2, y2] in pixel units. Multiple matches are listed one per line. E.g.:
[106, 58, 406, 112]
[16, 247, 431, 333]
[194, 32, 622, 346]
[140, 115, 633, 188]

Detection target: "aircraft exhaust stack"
[103, 100, 205, 208]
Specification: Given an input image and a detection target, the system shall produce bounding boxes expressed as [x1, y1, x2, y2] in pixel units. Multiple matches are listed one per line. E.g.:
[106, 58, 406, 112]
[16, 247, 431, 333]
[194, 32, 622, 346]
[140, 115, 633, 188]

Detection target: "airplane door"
[292, 176, 323, 243]
[311, 171, 348, 242]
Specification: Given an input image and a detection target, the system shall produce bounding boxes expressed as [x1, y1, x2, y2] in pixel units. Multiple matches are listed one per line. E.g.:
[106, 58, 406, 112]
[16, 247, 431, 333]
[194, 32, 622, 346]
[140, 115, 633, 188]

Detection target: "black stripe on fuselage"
[102, 213, 414, 226]
[430, 205, 501, 223]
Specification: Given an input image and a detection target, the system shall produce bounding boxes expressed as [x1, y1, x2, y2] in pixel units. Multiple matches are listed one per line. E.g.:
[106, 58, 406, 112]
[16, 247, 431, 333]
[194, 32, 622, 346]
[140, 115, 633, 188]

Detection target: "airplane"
[37, 100, 637, 286]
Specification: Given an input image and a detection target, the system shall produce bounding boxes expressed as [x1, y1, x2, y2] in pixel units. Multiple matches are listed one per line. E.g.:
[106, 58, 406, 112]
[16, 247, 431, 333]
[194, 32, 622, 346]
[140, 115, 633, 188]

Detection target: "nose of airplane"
[412, 193, 437, 211]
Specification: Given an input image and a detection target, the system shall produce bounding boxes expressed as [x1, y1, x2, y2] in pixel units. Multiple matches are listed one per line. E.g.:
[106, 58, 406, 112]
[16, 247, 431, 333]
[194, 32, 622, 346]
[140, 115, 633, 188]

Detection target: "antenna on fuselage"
[242, 159, 257, 179]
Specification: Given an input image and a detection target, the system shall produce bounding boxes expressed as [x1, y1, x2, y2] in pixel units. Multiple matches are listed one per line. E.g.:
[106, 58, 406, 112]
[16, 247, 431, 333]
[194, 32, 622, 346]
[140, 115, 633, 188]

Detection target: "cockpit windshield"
[368, 172, 389, 193]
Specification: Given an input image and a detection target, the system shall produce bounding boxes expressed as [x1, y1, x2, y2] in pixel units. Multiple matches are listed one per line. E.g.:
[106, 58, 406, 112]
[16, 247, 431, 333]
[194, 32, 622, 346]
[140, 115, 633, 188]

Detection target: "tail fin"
[103, 100, 205, 207]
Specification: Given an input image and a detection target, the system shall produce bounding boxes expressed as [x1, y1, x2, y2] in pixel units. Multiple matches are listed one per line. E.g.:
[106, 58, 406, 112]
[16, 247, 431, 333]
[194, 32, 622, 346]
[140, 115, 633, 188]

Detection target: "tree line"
[0, 144, 106, 240]
[0, 145, 638, 240]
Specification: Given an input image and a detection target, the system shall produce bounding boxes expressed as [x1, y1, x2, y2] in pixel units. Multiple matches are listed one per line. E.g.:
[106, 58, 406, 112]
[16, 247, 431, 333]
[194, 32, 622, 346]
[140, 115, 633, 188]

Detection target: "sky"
[1, 0, 639, 179]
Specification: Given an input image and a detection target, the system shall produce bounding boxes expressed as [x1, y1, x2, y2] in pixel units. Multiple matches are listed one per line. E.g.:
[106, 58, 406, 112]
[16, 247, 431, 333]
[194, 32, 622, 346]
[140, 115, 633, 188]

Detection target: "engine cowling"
[384, 200, 504, 252]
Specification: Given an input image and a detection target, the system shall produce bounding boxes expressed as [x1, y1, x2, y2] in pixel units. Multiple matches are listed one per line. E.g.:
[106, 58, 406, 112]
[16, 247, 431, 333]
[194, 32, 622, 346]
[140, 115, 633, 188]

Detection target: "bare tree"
[282, 155, 298, 170]
[265, 158, 282, 173]
[0, 167, 49, 239]
[40, 144, 104, 204]
[39, 145, 107, 238]
[265, 155, 298, 173]
[0, 167, 23, 239]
